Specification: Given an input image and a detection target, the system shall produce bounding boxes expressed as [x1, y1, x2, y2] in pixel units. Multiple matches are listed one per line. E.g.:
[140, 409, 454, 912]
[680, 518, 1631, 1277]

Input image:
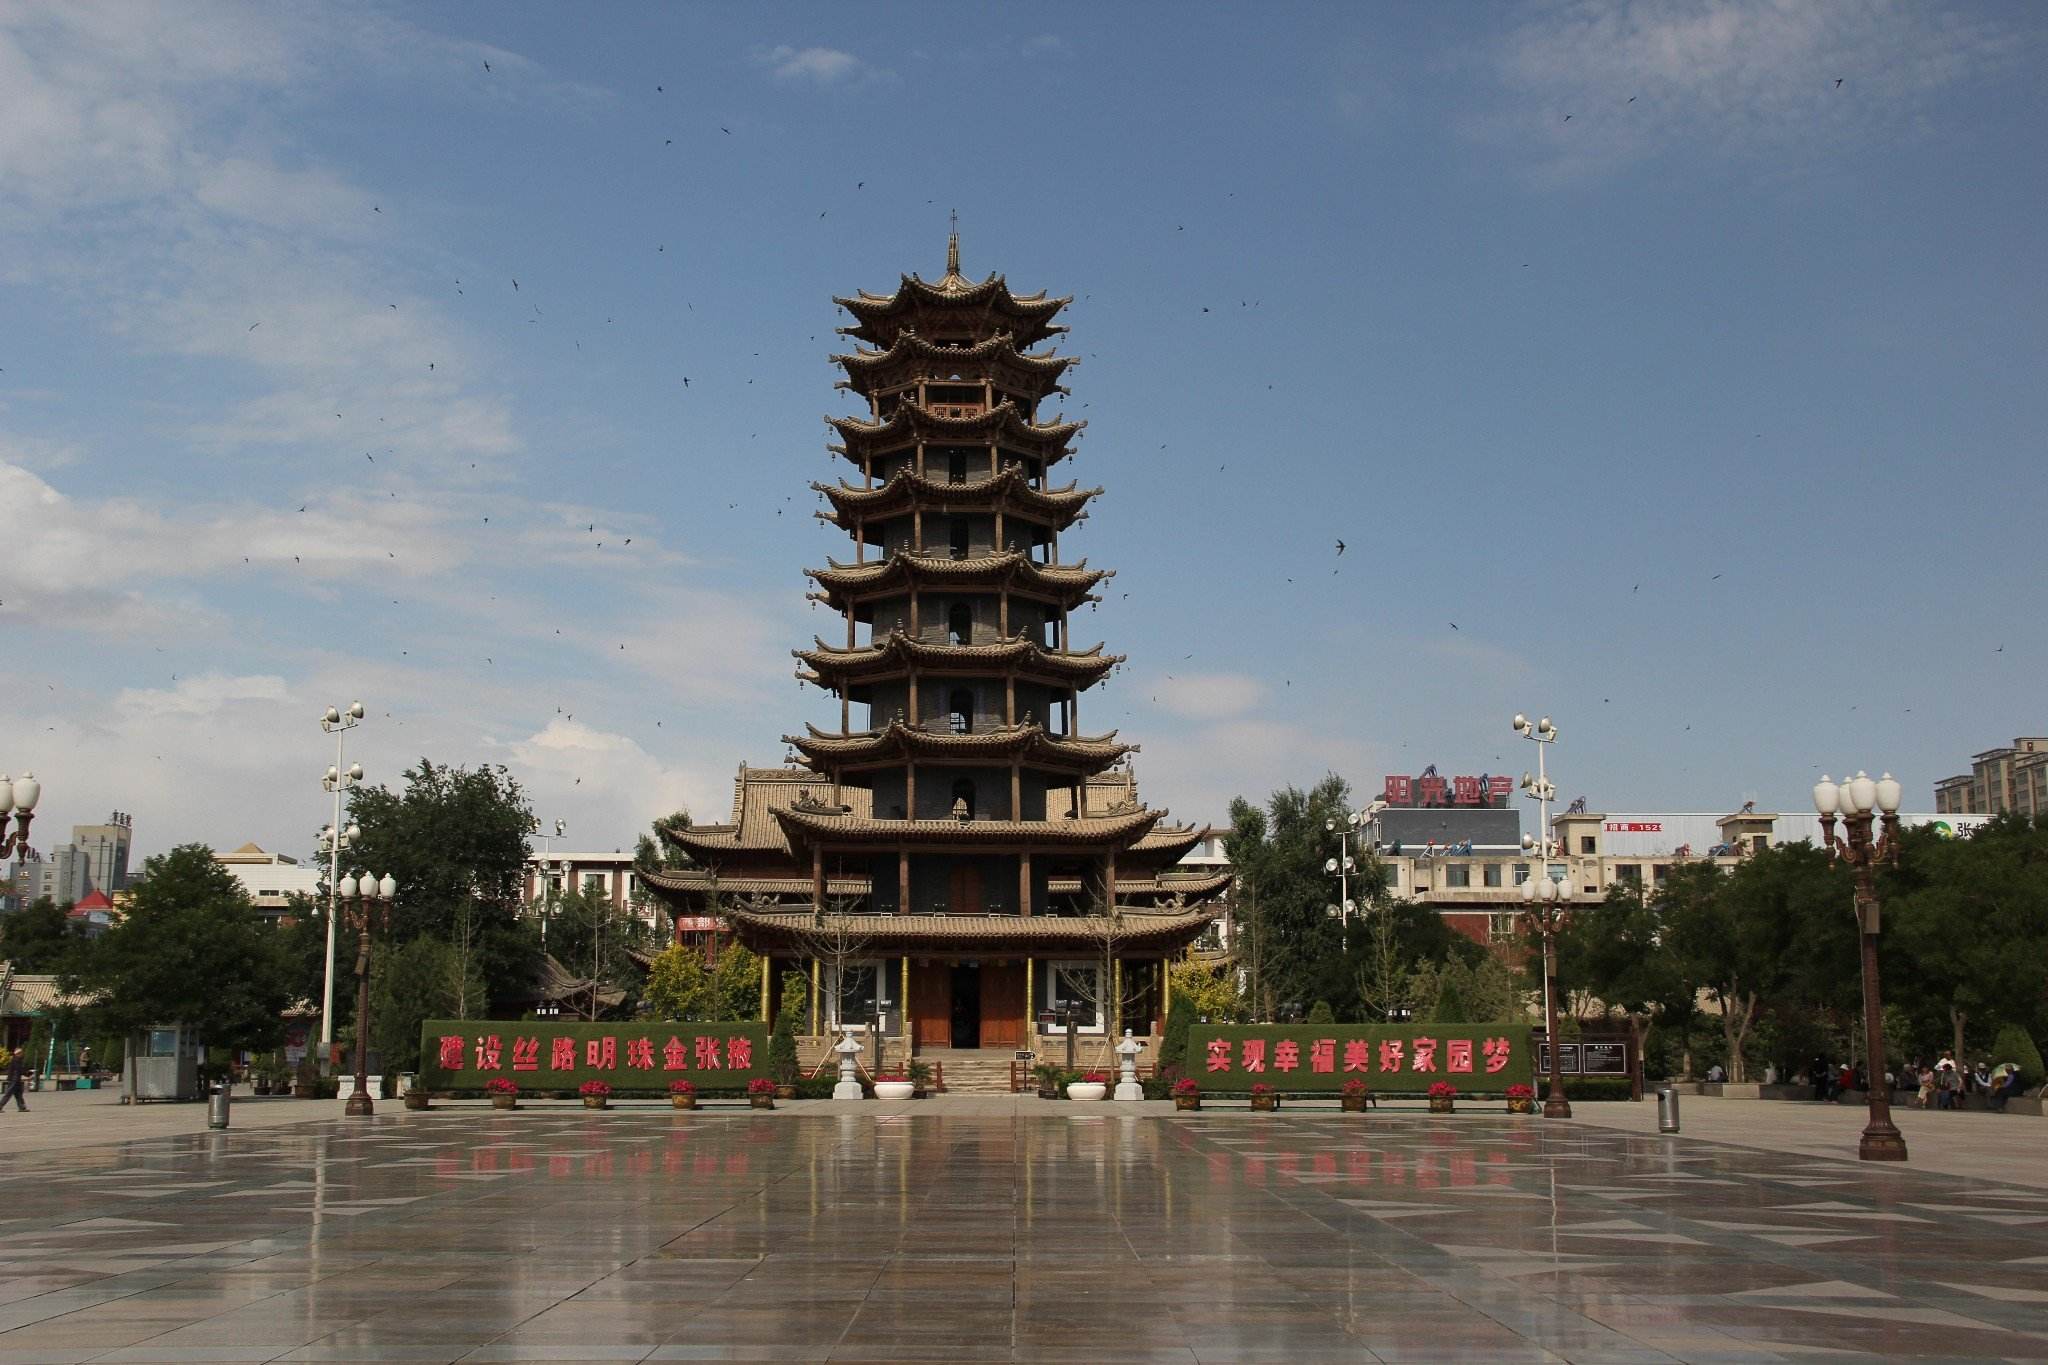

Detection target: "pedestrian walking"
[2, 1049, 28, 1112]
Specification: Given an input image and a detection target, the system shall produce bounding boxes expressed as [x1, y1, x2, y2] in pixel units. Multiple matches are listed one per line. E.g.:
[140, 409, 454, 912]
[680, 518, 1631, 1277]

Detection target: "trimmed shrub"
[1990, 1024, 2044, 1089]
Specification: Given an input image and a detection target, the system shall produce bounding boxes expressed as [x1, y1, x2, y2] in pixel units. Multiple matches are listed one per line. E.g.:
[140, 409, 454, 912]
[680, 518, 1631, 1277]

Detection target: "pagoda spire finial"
[946, 210, 960, 277]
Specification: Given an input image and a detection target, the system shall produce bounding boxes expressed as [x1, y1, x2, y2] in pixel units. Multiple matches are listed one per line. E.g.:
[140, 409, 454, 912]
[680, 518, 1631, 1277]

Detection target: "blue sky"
[2, 2, 2044, 862]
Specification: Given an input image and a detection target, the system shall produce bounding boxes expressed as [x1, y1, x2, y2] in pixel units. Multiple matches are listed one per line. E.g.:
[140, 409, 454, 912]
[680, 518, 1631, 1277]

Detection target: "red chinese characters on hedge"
[1206, 1039, 1231, 1073]
[726, 1036, 752, 1070]
[435, 1031, 764, 1077]
[1411, 1037, 1439, 1073]
[625, 1037, 656, 1070]
[1273, 1040, 1300, 1072]
[437, 1034, 464, 1071]
[474, 1034, 502, 1071]
[1240, 1039, 1267, 1073]
[585, 1036, 617, 1070]
[1482, 1036, 1513, 1073]
[1446, 1039, 1474, 1074]
[511, 1037, 540, 1072]
[551, 1037, 576, 1070]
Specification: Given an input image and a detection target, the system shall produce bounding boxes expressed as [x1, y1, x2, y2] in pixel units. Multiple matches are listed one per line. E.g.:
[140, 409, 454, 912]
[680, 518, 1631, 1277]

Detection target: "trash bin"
[208, 1081, 231, 1131]
[1656, 1085, 1680, 1134]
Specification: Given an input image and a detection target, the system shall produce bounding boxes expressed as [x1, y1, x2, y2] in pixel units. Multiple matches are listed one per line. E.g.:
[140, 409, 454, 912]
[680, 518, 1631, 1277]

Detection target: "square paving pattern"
[0, 1110, 2042, 1362]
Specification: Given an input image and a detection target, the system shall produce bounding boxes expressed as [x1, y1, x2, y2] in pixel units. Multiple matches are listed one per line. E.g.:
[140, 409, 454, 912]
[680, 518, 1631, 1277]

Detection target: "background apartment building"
[1935, 735, 2048, 818]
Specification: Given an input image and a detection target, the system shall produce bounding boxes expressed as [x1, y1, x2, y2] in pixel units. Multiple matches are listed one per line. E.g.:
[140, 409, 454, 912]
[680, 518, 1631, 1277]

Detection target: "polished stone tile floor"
[0, 1111, 2042, 1363]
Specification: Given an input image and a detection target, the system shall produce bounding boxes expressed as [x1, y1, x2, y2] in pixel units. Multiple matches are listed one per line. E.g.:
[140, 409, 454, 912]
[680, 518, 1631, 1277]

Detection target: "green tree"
[710, 943, 763, 1022]
[1562, 882, 1690, 1075]
[1166, 952, 1242, 1023]
[768, 971, 806, 1083]
[545, 882, 656, 1005]
[369, 936, 481, 1072]
[644, 943, 715, 1021]
[342, 760, 540, 1016]
[633, 809, 694, 878]
[1989, 1023, 2043, 1089]
[1885, 816, 2048, 1063]
[1225, 774, 1356, 1019]
[0, 896, 83, 973]
[65, 845, 290, 1054]
[1158, 989, 1196, 1072]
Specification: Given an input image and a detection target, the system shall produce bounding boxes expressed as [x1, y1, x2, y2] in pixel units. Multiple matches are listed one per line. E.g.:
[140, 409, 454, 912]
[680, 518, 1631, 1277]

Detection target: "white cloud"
[1470, 0, 2036, 182]
[115, 673, 290, 720]
[757, 44, 888, 86]
[1151, 672, 1266, 721]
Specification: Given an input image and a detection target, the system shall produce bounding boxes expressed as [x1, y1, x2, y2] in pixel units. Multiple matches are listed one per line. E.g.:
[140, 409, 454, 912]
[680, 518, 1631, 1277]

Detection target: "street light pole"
[318, 702, 366, 1072]
[1813, 771, 1908, 1163]
[0, 772, 42, 867]
[338, 871, 396, 1117]
[1512, 713, 1570, 1119]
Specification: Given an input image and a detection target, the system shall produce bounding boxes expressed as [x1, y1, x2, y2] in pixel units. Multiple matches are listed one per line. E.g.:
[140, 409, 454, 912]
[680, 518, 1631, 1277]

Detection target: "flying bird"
[1335, 539, 1345, 555]
[248, 322, 261, 331]
[1835, 78, 1843, 88]
[1449, 622, 1459, 630]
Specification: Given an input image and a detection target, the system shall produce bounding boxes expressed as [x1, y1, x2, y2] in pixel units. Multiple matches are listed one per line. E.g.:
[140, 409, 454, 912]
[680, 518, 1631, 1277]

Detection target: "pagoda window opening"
[948, 690, 973, 735]
[948, 603, 972, 645]
[952, 778, 977, 818]
[949, 518, 971, 559]
[948, 449, 967, 484]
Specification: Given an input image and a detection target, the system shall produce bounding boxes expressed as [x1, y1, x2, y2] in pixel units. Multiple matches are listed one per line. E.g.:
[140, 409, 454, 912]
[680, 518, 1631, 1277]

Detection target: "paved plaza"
[0, 1096, 2042, 1362]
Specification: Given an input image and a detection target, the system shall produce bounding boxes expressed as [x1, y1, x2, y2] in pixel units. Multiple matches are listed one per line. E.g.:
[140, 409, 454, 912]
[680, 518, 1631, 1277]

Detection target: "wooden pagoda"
[643, 236, 1227, 1055]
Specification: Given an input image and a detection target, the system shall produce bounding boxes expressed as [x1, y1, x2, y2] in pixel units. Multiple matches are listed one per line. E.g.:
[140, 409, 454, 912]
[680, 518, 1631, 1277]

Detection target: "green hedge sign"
[1185, 1024, 1534, 1093]
[418, 1019, 769, 1093]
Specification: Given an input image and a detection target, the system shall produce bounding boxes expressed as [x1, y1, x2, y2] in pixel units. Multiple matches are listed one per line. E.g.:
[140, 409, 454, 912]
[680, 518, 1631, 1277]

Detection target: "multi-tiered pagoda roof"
[645, 236, 1226, 1006]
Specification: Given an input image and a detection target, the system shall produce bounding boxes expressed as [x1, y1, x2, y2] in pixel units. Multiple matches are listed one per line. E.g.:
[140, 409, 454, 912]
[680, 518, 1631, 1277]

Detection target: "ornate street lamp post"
[338, 870, 396, 1118]
[1520, 870, 1574, 1118]
[318, 701, 366, 1071]
[1813, 771, 1908, 1162]
[0, 772, 43, 864]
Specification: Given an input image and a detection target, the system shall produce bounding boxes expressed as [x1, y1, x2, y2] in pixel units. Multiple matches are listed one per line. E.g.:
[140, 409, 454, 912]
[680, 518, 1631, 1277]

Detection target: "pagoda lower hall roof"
[827, 400, 1083, 461]
[722, 906, 1217, 955]
[772, 799, 1164, 852]
[813, 467, 1098, 530]
[787, 720, 1131, 777]
[795, 631, 1120, 690]
[806, 550, 1108, 612]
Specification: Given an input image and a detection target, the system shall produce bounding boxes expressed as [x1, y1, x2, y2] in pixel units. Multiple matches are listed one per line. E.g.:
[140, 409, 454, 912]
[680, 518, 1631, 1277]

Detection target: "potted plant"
[907, 1059, 933, 1099]
[1340, 1079, 1370, 1113]
[1505, 1083, 1536, 1115]
[1032, 1062, 1063, 1099]
[1171, 1078, 1201, 1111]
[747, 1077, 777, 1110]
[579, 1080, 611, 1110]
[1249, 1082, 1279, 1112]
[485, 1078, 518, 1111]
[293, 1057, 319, 1099]
[1428, 1081, 1457, 1114]
[670, 1079, 697, 1111]
[1067, 1070, 1109, 1102]
[404, 1083, 431, 1111]
[873, 1071, 915, 1101]
[769, 988, 803, 1098]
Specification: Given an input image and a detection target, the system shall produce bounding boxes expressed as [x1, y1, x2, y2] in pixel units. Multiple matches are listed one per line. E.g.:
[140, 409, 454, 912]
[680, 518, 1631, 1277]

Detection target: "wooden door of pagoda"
[978, 962, 1026, 1048]
[909, 963, 951, 1050]
[947, 863, 983, 914]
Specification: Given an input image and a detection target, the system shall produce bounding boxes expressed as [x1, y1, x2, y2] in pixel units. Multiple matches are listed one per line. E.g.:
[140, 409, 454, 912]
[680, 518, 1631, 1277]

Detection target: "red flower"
[1171, 1078, 1199, 1097]
[1505, 1083, 1535, 1100]
[1082, 1071, 1108, 1084]
[579, 1080, 612, 1098]
[1427, 1081, 1457, 1099]
[1341, 1079, 1369, 1097]
[746, 1078, 777, 1096]
[1251, 1083, 1276, 1097]
[669, 1080, 696, 1096]
[484, 1078, 517, 1096]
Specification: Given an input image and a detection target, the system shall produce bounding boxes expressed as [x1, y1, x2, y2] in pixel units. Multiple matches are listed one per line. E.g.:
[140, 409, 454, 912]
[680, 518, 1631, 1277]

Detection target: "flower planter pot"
[404, 1090, 430, 1111]
[582, 1096, 608, 1110]
[1340, 1095, 1369, 1113]
[749, 1095, 775, 1110]
[1174, 1096, 1201, 1111]
[1428, 1097, 1454, 1114]
[671, 1095, 697, 1110]
[1250, 1094, 1279, 1112]
[1506, 1098, 1535, 1115]
[1066, 1082, 1107, 1101]
[774, 1084, 798, 1100]
[873, 1080, 915, 1100]
[1036, 1087, 1060, 1099]
[911, 1087, 929, 1099]
[293, 1083, 316, 1099]
[490, 1094, 517, 1111]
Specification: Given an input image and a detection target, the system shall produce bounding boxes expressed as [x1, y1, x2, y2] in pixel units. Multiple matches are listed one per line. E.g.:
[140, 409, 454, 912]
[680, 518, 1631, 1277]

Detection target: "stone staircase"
[921, 1051, 1020, 1095]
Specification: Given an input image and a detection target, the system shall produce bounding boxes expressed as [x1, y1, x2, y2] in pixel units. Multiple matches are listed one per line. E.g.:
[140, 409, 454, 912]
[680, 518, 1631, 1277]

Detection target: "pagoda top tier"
[835, 233, 1071, 348]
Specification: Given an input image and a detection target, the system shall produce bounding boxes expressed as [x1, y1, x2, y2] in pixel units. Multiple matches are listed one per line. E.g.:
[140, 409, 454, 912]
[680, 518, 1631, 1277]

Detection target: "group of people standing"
[1804, 1051, 2028, 1111]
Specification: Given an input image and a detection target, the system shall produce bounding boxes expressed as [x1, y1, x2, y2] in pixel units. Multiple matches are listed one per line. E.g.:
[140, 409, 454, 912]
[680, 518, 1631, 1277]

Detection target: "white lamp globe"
[0, 777, 12, 814]
[1324, 857, 1339, 873]
[337, 874, 358, 898]
[1848, 771, 1877, 815]
[378, 874, 397, 899]
[11, 774, 38, 813]
[324, 706, 341, 724]
[1875, 773, 1902, 814]
[1512, 713, 1528, 732]
[348, 701, 365, 719]
[1521, 877, 1537, 902]
[1812, 776, 1838, 815]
